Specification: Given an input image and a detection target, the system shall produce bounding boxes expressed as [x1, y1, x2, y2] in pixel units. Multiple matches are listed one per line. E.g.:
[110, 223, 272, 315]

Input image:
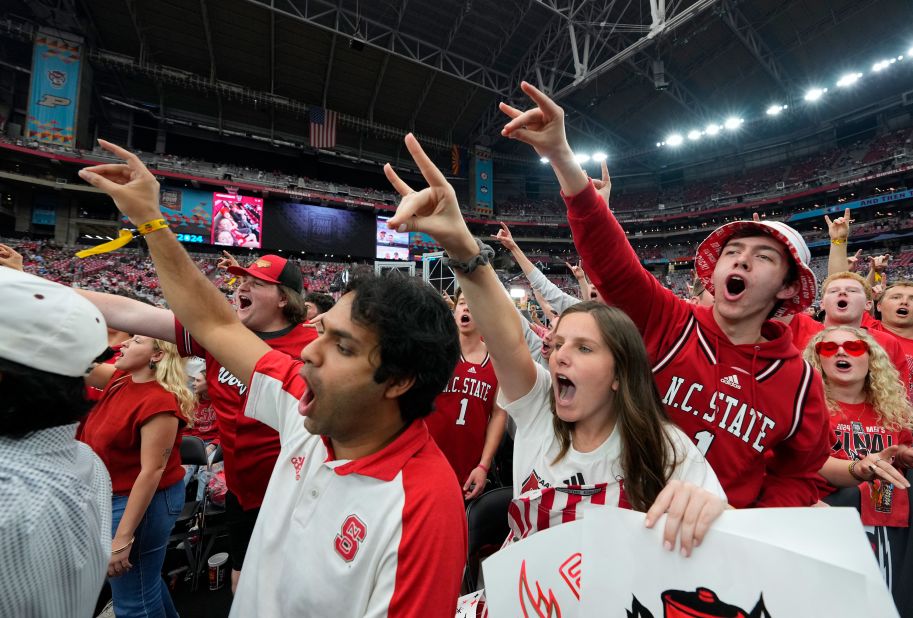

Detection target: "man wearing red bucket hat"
[499, 82, 830, 509]
[73, 249, 316, 592]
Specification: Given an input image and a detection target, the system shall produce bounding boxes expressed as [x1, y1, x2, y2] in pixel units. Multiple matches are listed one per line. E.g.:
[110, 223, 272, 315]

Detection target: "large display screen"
[122, 186, 213, 244]
[263, 202, 375, 258]
[211, 193, 263, 248]
[376, 216, 410, 261]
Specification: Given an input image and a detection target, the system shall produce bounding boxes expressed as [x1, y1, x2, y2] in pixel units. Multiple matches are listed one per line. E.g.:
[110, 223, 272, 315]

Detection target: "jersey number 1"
[694, 430, 715, 456]
[455, 398, 468, 426]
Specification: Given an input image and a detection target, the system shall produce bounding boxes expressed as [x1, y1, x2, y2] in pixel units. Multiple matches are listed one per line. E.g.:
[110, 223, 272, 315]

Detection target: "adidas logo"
[720, 374, 742, 389]
[467, 366, 477, 374]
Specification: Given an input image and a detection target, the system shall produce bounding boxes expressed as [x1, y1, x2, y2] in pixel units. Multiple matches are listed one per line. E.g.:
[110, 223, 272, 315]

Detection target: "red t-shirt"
[175, 319, 318, 509]
[788, 313, 911, 398]
[78, 370, 186, 494]
[426, 353, 498, 485]
[864, 316, 913, 400]
[187, 398, 219, 444]
[817, 401, 913, 497]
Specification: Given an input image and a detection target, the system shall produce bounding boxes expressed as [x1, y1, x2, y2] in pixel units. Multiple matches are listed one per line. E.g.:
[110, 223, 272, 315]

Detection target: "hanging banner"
[472, 146, 493, 216]
[27, 32, 82, 146]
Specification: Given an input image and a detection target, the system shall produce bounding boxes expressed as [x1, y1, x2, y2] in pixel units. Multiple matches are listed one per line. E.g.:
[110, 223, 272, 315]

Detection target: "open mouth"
[836, 300, 848, 310]
[724, 274, 746, 297]
[898, 308, 910, 317]
[238, 294, 252, 310]
[555, 374, 577, 404]
[835, 359, 852, 370]
[460, 314, 471, 325]
[298, 386, 316, 416]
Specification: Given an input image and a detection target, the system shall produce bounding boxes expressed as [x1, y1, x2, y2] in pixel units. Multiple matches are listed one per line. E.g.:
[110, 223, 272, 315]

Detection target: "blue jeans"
[110, 480, 184, 618]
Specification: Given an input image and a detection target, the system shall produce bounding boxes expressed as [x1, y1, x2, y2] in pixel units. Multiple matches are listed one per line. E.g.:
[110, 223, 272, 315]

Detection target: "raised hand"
[0, 243, 24, 271]
[490, 222, 518, 251]
[846, 248, 863, 272]
[565, 260, 585, 280]
[868, 254, 891, 274]
[77, 140, 161, 226]
[499, 81, 571, 161]
[384, 134, 475, 258]
[824, 208, 852, 242]
[593, 160, 612, 206]
[217, 250, 240, 271]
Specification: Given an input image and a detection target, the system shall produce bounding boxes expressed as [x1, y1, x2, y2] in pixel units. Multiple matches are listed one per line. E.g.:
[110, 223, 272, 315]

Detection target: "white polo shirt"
[230, 350, 467, 618]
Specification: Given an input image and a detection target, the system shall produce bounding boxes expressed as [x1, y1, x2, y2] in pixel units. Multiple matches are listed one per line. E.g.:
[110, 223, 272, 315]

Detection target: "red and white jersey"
[503, 364, 725, 504]
[427, 353, 498, 484]
[565, 181, 831, 508]
[231, 350, 467, 618]
[175, 318, 318, 509]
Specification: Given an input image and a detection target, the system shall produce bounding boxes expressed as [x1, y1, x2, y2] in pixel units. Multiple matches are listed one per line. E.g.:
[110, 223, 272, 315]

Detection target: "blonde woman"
[804, 326, 913, 496]
[80, 336, 194, 618]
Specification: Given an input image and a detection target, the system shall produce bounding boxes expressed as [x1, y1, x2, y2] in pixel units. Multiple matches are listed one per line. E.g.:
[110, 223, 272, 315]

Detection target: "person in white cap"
[0, 266, 112, 618]
[498, 81, 831, 508]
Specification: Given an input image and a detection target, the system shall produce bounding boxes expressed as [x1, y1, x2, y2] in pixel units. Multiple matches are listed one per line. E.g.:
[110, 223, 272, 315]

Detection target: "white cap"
[0, 268, 109, 377]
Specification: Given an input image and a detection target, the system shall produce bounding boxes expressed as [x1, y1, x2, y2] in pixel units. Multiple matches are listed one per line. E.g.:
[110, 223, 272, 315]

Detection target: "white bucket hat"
[0, 268, 108, 377]
[694, 220, 817, 317]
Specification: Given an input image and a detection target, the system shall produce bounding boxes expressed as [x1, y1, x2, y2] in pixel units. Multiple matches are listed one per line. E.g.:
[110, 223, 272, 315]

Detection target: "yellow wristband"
[137, 218, 169, 235]
[831, 238, 846, 246]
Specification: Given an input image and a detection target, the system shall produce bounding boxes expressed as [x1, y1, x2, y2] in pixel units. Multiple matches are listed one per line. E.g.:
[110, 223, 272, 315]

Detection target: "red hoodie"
[564, 181, 831, 508]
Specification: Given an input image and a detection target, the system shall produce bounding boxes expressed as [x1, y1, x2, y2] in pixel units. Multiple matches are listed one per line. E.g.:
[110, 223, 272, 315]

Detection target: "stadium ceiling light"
[539, 156, 549, 164]
[908, 47, 913, 57]
[765, 104, 784, 116]
[723, 117, 743, 130]
[574, 153, 591, 164]
[666, 133, 684, 146]
[804, 87, 826, 101]
[592, 152, 607, 162]
[705, 123, 720, 136]
[687, 129, 702, 140]
[836, 72, 862, 87]
[872, 60, 890, 72]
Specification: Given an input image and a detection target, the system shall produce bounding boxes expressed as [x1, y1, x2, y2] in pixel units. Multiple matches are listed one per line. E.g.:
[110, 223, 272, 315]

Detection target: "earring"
[149, 361, 157, 370]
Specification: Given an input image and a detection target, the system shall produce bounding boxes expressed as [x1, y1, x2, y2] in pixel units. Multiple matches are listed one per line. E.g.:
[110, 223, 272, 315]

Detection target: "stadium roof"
[3, 0, 912, 172]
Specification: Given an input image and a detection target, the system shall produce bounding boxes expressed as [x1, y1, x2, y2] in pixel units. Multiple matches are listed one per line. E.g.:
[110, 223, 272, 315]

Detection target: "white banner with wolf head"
[480, 507, 895, 617]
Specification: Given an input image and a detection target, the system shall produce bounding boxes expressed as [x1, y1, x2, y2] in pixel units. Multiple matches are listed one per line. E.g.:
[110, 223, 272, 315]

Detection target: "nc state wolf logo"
[290, 456, 306, 481]
[628, 587, 771, 618]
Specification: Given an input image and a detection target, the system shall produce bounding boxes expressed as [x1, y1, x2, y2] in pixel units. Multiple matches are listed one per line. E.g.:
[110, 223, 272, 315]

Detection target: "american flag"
[309, 106, 337, 148]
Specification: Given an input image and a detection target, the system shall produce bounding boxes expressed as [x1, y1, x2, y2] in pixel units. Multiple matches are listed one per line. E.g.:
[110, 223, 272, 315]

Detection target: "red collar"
[321, 420, 430, 482]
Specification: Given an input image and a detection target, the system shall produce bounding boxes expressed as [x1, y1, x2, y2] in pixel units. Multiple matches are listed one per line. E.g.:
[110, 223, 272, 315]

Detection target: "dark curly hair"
[345, 268, 460, 424]
[0, 359, 93, 438]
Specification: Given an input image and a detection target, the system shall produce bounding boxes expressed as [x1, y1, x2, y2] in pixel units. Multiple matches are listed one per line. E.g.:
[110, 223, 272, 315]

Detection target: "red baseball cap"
[227, 254, 303, 293]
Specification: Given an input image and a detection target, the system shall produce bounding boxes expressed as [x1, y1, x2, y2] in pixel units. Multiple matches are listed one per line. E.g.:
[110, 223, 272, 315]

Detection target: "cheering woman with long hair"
[804, 326, 913, 496]
[81, 335, 195, 617]
[384, 133, 726, 556]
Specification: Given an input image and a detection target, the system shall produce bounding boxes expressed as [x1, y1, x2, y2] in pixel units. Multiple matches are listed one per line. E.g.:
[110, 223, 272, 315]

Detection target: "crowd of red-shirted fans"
[4, 89, 913, 618]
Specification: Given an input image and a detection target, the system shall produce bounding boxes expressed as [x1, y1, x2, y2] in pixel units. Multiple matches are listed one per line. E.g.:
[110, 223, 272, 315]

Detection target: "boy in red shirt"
[426, 288, 507, 499]
[497, 82, 831, 508]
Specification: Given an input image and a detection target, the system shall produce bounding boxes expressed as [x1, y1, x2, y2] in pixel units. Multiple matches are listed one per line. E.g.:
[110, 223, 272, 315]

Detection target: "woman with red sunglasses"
[804, 326, 913, 497]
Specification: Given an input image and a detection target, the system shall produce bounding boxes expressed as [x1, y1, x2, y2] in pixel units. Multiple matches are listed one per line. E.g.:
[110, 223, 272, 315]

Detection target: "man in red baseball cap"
[499, 81, 831, 509]
[73, 250, 316, 593]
